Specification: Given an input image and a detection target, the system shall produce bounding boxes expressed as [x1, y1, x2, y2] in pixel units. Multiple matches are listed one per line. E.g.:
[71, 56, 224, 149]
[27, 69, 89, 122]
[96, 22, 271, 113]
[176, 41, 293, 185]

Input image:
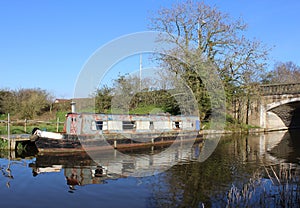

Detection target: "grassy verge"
[129, 105, 165, 114]
[0, 123, 65, 135]
[0, 111, 68, 135]
[201, 114, 261, 132]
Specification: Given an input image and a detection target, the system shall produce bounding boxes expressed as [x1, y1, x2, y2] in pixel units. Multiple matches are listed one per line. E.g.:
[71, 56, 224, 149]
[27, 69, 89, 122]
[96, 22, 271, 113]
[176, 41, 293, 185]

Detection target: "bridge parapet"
[260, 82, 300, 96]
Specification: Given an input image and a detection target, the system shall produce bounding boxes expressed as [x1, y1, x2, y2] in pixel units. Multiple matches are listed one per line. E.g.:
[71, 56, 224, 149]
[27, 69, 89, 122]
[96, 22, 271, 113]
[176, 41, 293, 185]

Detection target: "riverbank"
[201, 124, 294, 135]
[200, 128, 266, 135]
[0, 126, 284, 151]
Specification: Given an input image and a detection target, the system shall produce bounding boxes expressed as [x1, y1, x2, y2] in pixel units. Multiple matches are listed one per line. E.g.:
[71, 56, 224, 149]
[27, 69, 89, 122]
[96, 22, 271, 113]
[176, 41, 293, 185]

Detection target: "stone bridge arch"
[265, 98, 300, 130]
[266, 97, 300, 111]
[256, 83, 300, 130]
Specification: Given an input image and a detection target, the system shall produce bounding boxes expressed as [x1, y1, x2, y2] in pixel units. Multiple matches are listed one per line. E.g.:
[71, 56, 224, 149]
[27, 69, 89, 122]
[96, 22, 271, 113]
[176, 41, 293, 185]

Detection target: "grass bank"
[0, 112, 67, 135]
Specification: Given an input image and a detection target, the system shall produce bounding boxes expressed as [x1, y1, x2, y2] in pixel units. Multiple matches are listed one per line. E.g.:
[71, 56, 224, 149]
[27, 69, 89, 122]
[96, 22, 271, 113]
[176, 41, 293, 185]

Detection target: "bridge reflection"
[245, 130, 300, 164]
[267, 130, 300, 163]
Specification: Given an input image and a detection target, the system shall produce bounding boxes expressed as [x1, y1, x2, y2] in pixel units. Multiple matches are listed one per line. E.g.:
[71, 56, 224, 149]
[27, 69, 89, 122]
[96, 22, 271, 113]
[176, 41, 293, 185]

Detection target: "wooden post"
[56, 117, 59, 132]
[7, 113, 10, 150]
[24, 119, 27, 133]
[10, 139, 16, 150]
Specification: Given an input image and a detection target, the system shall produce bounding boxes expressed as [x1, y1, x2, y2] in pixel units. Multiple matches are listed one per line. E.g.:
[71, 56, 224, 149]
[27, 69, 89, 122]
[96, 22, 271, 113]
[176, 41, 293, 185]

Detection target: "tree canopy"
[148, 0, 271, 120]
[0, 88, 53, 119]
[262, 61, 300, 84]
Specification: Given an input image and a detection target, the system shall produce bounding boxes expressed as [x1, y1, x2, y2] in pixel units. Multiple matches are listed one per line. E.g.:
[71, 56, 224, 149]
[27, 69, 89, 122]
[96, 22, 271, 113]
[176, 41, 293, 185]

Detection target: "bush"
[0, 139, 8, 149]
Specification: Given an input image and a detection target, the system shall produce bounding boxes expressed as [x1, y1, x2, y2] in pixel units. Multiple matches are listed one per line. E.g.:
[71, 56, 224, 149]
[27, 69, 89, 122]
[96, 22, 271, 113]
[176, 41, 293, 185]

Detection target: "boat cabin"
[63, 113, 200, 135]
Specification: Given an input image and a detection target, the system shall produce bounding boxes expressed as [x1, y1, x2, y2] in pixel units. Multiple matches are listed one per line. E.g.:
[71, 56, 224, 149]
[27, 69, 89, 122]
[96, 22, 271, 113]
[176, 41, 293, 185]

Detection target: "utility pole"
[139, 54, 142, 92]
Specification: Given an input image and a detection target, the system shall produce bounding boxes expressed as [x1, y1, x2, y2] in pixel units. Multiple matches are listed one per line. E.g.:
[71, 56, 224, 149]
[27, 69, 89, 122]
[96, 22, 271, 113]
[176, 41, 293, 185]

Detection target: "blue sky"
[0, 0, 299, 98]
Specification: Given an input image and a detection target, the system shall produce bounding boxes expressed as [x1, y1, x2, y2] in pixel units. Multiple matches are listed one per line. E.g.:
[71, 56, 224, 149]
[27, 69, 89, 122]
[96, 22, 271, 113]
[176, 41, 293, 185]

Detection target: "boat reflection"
[29, 151, 122, 191]
[29, 141, 203, 191]
[64, 165, 112, 191]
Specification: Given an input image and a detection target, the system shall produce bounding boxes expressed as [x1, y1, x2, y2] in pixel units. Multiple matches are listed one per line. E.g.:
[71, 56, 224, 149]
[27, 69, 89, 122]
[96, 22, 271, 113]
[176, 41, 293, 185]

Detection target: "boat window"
[92, 121, 103, 131]
[173, 121, 181, 129]
[122, 161, 135, 172]
[149, 121, 154, 130]
[122, 121, 136, 130]
[95, 121, 103, 130]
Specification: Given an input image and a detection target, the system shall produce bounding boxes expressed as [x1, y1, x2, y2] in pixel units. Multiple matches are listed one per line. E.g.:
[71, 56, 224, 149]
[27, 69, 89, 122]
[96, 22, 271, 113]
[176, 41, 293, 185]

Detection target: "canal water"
[0, 130, 299, 208]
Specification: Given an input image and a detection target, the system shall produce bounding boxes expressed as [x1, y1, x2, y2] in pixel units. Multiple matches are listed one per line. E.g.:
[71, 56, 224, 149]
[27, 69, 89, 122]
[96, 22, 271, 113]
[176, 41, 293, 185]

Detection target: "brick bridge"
[249, 82, 300, 130]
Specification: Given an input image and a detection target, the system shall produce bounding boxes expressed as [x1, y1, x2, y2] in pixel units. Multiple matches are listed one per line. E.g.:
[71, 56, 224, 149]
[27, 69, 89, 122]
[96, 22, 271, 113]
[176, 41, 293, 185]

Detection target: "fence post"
[7, 113, 10, 150]
[24, 118, 27, 133]
[56, 117, 59, 132]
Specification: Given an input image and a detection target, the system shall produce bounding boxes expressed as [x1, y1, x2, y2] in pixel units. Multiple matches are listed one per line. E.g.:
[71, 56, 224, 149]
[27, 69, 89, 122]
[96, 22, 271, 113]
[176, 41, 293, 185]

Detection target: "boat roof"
[66, 112, 199, 118]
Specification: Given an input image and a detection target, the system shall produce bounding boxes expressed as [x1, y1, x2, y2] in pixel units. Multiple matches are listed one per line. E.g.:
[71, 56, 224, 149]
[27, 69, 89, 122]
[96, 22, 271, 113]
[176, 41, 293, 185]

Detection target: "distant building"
[53, 98, 94, 112]
[54, 99, 72, 104]
[53, 99, 72, 111]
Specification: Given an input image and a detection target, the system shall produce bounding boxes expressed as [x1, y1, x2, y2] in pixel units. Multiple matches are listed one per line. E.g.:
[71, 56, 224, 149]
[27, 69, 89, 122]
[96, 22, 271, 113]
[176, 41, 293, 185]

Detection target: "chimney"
[71, 101, 76, 113]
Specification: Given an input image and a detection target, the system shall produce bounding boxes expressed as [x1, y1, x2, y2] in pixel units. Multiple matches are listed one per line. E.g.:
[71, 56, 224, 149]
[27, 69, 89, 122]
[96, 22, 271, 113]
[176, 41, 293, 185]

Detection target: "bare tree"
[262, 61, 300, 84]
[149, 0, 271, 121]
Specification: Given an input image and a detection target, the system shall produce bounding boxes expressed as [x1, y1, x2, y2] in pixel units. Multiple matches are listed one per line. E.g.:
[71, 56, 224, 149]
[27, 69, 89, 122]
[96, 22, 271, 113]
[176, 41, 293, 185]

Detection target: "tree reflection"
[148, 133, 300, 207]
[0, 155, 27, 189]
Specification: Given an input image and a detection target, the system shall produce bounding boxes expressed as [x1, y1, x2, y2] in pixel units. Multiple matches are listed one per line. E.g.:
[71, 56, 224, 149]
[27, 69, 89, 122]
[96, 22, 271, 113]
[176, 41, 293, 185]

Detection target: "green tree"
[0, 89, 15, 114]
[17, 88, 52, 119]
[110, 74, 140, 113]
[95, 86, 113, 113]
[95, 73, 182, 115]
[0, 88, 52, 119]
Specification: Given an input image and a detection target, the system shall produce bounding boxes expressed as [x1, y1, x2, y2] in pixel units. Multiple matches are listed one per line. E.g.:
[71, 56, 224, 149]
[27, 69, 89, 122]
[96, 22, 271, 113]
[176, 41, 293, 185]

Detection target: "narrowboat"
[31, 112, 201, 152]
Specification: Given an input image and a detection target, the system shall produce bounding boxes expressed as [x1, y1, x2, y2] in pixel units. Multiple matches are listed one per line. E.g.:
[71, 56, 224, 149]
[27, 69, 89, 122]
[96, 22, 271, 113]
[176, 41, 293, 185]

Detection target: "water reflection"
[0, 156, 27, 189]
[1, 131, 300, 207]
[0, 162, 13, 188]
[147, 131, 300, 207]
[268, 130, 300, 163]
[28, 142, 203, 192]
